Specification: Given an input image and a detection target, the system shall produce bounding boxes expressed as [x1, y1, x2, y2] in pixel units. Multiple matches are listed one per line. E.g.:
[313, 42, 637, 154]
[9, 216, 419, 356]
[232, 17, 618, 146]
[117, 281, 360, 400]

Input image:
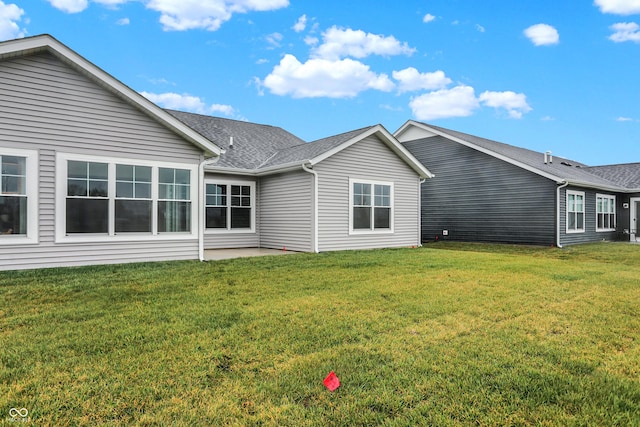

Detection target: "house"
[0, 35, 432, 270]
[395, 120, 640, 247]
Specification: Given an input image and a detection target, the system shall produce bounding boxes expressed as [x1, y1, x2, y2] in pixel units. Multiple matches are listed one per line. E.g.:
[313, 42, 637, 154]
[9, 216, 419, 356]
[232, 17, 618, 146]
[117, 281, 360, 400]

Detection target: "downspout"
[418, 178, 426, 247]
[302, 163, 319, 253]
[199, 156, 220, 261]
[556, 181, 569, 248]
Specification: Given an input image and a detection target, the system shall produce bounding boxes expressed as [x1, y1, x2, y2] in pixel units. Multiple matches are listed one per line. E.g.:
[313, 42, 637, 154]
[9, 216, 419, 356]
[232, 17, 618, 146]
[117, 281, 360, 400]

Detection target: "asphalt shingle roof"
[167, 110, 305, 169]
[586, 163, 640, 190]
[168, 110, 380, 172]
[259, 126, 375, 169]
[421, 123, 636, 191]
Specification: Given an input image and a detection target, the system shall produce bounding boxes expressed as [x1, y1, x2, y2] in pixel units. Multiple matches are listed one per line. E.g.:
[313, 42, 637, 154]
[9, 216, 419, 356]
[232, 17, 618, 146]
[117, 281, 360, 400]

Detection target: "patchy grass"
[1, 242, 639, 425]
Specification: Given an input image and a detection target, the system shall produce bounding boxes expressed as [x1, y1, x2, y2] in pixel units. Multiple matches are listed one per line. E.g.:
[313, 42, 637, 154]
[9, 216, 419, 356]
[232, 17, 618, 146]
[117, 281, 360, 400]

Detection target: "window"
[205, 181, 254, 231]
[567, 191, 585, 233]
[596, 194, 616, 231]
[158, 168, 191, 233]
[56, 154, 197, 241]
[116, 164, 152, 233]
[1, 155, 27, 235]
[0, 149, 38, 243]
[350, 179, 393, 233]
[66, 161, 109, 233]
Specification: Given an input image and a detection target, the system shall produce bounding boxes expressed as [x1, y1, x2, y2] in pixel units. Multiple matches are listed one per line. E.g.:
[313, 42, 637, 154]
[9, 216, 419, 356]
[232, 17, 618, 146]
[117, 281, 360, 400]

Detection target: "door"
[631, 198, 640, 242]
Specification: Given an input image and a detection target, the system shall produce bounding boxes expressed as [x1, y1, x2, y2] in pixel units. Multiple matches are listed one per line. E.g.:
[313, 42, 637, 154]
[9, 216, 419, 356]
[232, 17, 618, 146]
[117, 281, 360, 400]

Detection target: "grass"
[1, 242, 639, 426]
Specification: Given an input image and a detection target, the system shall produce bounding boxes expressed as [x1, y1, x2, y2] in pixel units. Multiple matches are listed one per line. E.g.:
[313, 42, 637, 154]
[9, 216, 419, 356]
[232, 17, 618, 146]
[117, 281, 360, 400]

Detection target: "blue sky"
[1, 0, 639, 165]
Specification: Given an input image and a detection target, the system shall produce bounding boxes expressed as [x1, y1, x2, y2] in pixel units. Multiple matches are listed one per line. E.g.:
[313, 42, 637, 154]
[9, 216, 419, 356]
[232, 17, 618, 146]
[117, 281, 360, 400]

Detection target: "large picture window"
[57, 154, 196, 241]
[205, 181, 254, 231]
[596, 194, 616, 231]
[350, 179, 393, 233]
[567, 191, 585, 233]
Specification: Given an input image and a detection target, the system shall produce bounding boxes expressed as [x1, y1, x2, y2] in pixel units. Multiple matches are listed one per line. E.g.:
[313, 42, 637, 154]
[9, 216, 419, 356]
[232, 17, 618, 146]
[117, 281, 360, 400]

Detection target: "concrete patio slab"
[204, 248, 299, 261]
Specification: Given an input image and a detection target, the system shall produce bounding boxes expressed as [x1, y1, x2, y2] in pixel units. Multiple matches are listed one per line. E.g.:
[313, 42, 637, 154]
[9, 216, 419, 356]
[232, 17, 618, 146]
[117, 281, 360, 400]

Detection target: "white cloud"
[147, 0, 289, 31]
[292, 14, 306, 32]
[46, 0, 88, 13]
[408, 87, 532, 121]
[304, 35, 319, 46]
[140, 91, 240, 118]
[46, 0, 130, 13]
[47, 0, 290, 30]
[0, 1, 26, 40]
[409, 86, 480, 120]
[423, 13, 435, 23]
[475, 24, 486, 33]
[266, 32, 283, 48]
[524, 23, 559, 46]
[116, 17, 130, 25]
[262, 54, 394, 98]
[616, 116, 634, 121]
[609, 22, 640, 42]
[595, 0, 640, 15]
[479, 90, 532, 119]
[392, 67, 452, 93]
[311, 26, 416, 60]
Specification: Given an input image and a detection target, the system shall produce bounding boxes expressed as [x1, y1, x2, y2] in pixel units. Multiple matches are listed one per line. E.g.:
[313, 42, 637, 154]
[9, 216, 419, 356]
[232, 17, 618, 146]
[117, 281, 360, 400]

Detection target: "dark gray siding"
[403, 136, 557, 245]
[559, 186, 623, 245]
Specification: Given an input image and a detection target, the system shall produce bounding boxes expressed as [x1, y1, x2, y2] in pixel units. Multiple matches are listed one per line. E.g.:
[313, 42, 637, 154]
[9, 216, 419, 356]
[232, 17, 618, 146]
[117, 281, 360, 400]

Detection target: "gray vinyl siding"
[0, 51, 203, 270]
[314, 134, 421, 251]
[203, 173, 260, 249]
[259, 170, 313, 252]
[403, 136, 557, 245]
[559, 186, 622, 245]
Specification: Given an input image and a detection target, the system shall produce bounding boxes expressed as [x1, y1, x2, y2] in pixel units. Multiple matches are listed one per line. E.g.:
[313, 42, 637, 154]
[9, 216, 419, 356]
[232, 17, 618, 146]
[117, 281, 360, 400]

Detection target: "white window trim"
[566, 190, 585, 234]
[204, 179, 256, 234]
[596, 193, 616, 232]
[349, 178, 394, 235]
[0, 147, 38, 245]
[55, 153, 198, 243]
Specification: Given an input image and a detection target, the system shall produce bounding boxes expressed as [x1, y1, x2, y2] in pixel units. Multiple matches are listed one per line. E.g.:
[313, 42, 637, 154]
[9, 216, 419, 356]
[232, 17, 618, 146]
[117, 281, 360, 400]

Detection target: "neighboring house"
[396, 120, 640, 247]
[0, 35, 432, 270]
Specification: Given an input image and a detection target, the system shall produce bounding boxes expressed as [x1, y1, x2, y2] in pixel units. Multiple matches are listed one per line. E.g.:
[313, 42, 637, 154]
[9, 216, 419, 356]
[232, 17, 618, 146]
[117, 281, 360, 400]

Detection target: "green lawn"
[1, 242, 639, 426]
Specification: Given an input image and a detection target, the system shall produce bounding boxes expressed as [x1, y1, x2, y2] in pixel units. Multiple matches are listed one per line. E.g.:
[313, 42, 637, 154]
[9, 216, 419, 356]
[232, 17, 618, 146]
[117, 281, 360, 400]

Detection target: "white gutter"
[199, 156, 220, 261]
[556, 181, 569, 248]
[302, 163, 319, 253]
[418, 178, 427, 247]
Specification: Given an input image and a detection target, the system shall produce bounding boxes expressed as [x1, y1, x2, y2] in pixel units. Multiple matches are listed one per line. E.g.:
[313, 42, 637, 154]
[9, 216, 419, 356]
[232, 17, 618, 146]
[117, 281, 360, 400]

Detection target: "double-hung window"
[158, 168, 191, 233]
[57, 154, 196, 241]
[116, 165, 152, 233]
[205, 181, 254, 231]
[350, 179, 393, 233]
[566, 190, 585, 233]
[1, 149, 38, 243]
[596, 194, 616, 231]
[66, 161, 109, 233]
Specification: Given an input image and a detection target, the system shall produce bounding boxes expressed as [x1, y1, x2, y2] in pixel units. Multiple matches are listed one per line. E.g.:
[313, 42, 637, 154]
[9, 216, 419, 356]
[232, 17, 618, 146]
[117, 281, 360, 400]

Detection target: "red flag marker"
[323, 371, 340, 391]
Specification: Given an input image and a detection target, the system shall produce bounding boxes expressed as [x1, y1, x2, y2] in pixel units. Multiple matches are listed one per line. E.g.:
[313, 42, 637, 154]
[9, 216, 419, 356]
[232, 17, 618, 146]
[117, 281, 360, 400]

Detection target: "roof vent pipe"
[544, 151, 553, 164]
[229, 136, 234, 148]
